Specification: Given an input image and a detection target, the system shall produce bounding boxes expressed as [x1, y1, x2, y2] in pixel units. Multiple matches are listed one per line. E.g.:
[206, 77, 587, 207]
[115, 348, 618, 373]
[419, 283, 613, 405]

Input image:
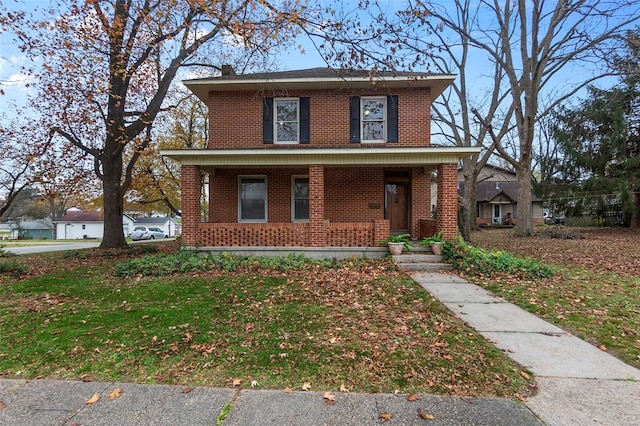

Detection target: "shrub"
[115, 251, 341, 277]
[0, 260, 27, 277]
[0, 245, 16, 258]
[442, 239, 554, 279]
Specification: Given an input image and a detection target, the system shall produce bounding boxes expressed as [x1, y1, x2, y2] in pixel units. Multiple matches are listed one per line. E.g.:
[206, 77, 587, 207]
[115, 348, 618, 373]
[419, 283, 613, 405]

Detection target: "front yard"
[470, 227, 640, 369]
[0, 244, 532, 398]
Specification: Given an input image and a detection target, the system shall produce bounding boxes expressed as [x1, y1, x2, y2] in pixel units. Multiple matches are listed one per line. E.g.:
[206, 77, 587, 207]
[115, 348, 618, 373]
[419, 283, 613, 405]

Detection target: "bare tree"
[421, 0, 640, 234]
[2, 0, 312, 248]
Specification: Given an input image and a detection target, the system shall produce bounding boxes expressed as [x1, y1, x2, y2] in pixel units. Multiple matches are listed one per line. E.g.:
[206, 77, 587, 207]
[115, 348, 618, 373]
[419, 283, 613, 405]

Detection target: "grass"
[470, 228, 640, 369]
[0, 246, 533, 398]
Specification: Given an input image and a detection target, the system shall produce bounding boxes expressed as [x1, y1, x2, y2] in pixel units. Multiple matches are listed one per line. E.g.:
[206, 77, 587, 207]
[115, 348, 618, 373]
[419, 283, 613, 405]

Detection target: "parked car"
[130, 226, 168, 240]
[543, 210, 566, 225]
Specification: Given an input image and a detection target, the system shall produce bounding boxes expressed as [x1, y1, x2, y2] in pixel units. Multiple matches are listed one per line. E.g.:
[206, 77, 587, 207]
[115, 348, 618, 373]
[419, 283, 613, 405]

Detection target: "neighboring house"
[161, 67, 479, 253]
[133, 217, 180, 237]
[55, 210, 135, 239]
[440, 164, 543, 226]
[10, 219, 54, 239]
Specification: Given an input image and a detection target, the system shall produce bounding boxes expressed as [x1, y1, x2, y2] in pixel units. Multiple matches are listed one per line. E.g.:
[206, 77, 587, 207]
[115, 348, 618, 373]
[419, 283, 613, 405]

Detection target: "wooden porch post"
[181, 165, 202, 247]
[436, 163, 458, 240]
[308, 165, 326, 247]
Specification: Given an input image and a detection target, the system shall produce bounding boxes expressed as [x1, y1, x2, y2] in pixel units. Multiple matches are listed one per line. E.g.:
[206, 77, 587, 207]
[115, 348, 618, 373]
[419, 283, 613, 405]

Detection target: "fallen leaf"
[81, 376, 94, 382]
[515, 393, 527, 402]
[107, 387, 122, 399]
[418, 409, 435, 420]
[182, 387, 194, 393]
[301, 382, 312, 391]
[170, 343, 179, 353]
[0, 401, 6, 410]
[520, 371, 531, 380]
[407, 393, 419, 401]
[379, 413, 393, 421]
[598, 344, 608, 351]
[232, 378, 242, 387]
[251, 380, 258, 388]
[393, 389, 400, 395]
[279, 353, 288, 358]
[323, 392, 336, 405]
[86, 393, 100, 405]
[283, 387, 293, 393]
[339, 383, 349, 393]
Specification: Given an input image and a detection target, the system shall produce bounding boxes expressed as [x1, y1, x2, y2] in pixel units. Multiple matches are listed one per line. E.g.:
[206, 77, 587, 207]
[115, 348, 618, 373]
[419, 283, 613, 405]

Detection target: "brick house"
[162, 68, 479, 255]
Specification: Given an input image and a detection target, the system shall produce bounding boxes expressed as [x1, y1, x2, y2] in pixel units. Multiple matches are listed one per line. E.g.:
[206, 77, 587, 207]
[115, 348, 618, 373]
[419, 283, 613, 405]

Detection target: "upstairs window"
[350, 95, 398, 143]
[361, 97, 386, 142]
[263, 97, 310, 144]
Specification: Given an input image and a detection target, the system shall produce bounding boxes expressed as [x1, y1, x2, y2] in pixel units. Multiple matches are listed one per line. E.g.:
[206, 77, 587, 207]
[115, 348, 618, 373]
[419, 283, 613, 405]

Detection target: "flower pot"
[387, 242, 405, 255]
[431, 242, 442, 255]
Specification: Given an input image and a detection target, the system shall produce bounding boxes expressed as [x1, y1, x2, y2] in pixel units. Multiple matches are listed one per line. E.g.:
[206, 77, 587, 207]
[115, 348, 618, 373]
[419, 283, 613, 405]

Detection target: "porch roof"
[160, 147, 481, 169]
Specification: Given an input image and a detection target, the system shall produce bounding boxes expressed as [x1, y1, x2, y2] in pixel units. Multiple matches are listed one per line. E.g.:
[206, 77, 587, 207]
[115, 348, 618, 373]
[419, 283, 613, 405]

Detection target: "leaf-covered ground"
[0, 245, 533, 398]
[470, 227, 640, 368]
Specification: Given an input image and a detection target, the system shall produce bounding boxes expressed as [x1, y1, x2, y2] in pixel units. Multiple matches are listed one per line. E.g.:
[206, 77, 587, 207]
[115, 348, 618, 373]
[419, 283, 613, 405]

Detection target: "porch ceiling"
[160, 147, 481, 170]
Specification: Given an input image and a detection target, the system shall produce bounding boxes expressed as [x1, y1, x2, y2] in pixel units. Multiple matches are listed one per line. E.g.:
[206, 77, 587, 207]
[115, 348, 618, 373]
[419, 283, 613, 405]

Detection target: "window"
[292, 176, 309, 221]
[350, 95, 398, 143]
[361, 97, 386, 141]
[239, 177, 267, 222]
[263, 97, 310, 144]
[275, 98, 299, 143]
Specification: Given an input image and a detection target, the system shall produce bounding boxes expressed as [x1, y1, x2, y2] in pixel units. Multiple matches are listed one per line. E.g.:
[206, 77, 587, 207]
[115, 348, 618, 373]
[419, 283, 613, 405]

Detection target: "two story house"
[162, 67, 479, 256]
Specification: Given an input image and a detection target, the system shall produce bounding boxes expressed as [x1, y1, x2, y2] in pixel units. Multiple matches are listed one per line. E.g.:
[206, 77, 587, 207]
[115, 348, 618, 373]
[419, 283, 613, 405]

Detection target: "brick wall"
[181, 165, 202, 247]
[436, 163, 458, 240]
[410, 167, 430, 237]
[208, 88, 431, 148]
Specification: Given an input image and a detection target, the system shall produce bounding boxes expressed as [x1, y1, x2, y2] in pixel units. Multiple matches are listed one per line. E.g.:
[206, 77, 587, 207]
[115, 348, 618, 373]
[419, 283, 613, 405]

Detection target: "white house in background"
[55, 210, 136, 239]
[133, 216, 180, 237]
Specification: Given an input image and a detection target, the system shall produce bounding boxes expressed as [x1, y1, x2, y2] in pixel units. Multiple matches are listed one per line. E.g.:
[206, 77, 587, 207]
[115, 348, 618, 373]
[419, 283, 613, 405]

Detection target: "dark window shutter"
[300, 97, 310, 144]
[387, 95, 398, 142]
[263, 97, 274, 144]
[350, 96, 361, 143]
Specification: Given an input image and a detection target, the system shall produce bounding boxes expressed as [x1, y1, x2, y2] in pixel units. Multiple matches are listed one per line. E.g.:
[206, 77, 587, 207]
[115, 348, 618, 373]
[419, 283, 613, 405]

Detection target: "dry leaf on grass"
[301, 382, 312, 391]
[283, 387, 293, 394]
[520, 371, 531, 380]
[232, 378, 242, 387]
[339, 384, 349, 393]
[85, 393, 100, 405]
[107, 387, 122, 399]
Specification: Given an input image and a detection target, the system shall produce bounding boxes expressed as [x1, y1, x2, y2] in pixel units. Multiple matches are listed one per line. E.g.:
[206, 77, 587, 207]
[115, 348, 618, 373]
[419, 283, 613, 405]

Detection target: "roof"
[184, 67, 456, 102]
[56, 211, 103, 222]
[15, 220, 52, 230]
[134, 217, 175, 225]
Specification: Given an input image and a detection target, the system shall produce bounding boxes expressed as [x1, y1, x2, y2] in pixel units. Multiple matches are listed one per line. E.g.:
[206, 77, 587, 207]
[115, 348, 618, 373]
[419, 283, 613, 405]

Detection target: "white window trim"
[291, 175, 309, 223]
[274, 97, 300, 144]
[238, 175, 268, 223]
[360, 96, 387, 143]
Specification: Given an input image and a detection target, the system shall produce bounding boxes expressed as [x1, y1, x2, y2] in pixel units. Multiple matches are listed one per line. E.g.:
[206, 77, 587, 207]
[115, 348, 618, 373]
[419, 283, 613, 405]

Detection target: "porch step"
[392, 252, 451, 272]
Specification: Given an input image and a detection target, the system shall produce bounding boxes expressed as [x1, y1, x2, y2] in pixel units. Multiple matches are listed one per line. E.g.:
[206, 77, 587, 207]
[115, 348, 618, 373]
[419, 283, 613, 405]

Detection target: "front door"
[385, 183, 409, 232]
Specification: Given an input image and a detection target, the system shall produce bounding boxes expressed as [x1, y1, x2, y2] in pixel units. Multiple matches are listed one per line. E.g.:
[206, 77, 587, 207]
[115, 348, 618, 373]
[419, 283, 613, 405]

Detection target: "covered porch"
[162, 147, 480, 251]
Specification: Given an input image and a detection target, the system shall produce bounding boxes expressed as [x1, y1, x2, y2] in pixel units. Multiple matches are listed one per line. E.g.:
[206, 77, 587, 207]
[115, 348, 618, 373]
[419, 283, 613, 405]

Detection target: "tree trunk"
[515, 162, 533, 235]
[99, 151, 128, 249]
[630, 192, 640, 230]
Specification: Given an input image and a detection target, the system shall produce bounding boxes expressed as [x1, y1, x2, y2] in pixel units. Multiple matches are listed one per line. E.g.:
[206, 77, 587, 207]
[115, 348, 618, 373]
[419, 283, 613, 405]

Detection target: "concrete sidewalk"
[0, 379, 539, 425]
[411, 272, 640, 426]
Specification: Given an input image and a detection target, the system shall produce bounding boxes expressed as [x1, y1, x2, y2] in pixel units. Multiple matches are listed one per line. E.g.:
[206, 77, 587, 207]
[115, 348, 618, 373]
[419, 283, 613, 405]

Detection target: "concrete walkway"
[411, 271, 640, 426]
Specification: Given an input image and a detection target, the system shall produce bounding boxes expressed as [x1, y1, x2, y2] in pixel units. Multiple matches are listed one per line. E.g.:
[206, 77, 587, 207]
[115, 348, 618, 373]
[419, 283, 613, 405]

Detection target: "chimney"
[221, 65, 236, 76]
